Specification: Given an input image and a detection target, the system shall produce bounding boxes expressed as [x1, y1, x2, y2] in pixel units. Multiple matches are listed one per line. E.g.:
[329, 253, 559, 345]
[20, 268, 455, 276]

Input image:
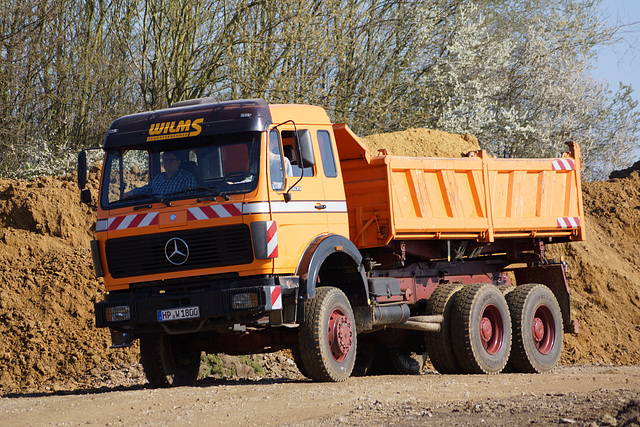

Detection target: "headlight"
[231, 293, 258, 310]
[105, 305, 131, 322]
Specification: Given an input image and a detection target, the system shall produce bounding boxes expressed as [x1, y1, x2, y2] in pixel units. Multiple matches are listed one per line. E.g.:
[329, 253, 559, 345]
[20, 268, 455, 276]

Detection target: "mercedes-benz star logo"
[164, 237, 189, 265]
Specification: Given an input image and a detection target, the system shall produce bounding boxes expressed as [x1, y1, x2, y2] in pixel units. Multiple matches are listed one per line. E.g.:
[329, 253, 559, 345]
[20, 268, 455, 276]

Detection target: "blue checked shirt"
[129, 168, 199, 197]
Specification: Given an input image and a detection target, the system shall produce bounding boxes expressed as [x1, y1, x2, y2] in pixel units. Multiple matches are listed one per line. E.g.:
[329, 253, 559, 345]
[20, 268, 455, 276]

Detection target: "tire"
[506, 284, 563, 373]
[378, 329, 427, 375]
[139, 334, 201, 388]
[298, 287, 357, 382]
[388, 347, 427, 375]
[497, 284, 516, 296]
[424, 284, 464, 374]
[451, 283, 512, 374]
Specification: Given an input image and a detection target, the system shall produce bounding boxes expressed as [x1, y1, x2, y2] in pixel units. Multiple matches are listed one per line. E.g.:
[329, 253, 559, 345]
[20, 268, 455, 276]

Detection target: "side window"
[269, 130, 285, 191]
[317, 130, 338, 178]
[282, 130, 314, 177]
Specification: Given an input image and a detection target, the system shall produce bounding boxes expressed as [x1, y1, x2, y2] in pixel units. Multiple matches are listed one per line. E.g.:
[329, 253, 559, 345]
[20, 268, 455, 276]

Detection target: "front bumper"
[95, 276, 295, 333]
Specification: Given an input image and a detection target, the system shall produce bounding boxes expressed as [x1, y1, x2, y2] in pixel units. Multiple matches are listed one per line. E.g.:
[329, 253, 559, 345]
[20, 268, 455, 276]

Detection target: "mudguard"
[514, 263, 576, 333]
[296, 234, 368, 302]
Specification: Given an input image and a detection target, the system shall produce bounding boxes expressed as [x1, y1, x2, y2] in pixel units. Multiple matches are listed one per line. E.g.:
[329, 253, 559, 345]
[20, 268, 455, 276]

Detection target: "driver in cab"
[126, 152, 198, 198]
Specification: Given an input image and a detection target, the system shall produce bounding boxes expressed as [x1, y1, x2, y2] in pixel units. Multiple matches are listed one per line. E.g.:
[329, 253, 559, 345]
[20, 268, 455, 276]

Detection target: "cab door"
[316, 128, 349, 237]
[267, 127, 329, 272]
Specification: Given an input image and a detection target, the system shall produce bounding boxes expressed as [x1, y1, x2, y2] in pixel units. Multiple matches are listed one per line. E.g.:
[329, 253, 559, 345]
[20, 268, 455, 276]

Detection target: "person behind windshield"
[126, 152, 198, 198]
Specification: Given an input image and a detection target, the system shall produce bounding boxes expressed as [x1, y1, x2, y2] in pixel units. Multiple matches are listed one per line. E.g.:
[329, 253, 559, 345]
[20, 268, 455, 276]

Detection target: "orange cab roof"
[269, 104, 332, 126]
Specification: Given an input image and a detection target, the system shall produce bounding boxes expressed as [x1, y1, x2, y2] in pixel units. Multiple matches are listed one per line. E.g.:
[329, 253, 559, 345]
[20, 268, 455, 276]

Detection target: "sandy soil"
[2, 365, 639, 426]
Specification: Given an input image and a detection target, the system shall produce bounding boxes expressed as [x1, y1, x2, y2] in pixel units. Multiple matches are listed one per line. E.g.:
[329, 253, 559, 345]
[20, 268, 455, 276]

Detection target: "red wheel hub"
[532, 304, 555, 355]
[327, 308, 353, 362]
[480, 304, 504, 355]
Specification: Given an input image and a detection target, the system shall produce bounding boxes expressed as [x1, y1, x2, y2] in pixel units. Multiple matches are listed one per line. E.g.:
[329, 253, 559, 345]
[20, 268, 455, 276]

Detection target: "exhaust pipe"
[393, 319, 442, 332]
[358, 304, 443, 333]
[372, 304, 443, 332]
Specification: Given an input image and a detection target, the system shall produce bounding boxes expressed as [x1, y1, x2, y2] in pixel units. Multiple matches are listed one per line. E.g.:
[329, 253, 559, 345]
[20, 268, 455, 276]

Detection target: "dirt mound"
[0, 128, 639, 395]
[549, 174, 640, 365]
[608, 160, 640, 179]
[0, 169, 141, 394]
[361, 128, 481, 157]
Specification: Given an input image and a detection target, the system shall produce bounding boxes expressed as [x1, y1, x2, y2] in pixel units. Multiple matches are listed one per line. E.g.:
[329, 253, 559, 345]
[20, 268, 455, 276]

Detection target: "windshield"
[100, 132, 261, 208]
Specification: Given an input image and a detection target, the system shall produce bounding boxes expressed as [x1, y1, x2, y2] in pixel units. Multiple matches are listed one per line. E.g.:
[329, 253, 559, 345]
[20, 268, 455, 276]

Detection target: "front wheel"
[139, 334, 201, 388]
[298, 287, 357, 382]
[506, 284, 563, 373]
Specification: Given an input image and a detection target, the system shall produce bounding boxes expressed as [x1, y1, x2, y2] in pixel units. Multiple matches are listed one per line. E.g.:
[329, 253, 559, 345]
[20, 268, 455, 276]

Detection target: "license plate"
[157, 306, 200, 322]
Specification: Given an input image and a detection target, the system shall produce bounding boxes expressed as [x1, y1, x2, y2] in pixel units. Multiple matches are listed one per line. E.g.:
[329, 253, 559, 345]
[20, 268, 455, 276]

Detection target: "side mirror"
[78, 150, 87, 190]
[295, 129, 315, 168]
[80, 189, 92, 204]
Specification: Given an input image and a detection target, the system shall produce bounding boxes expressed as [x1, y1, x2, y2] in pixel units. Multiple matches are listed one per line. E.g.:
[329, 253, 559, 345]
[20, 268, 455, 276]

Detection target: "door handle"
[315, 204, 327, 210]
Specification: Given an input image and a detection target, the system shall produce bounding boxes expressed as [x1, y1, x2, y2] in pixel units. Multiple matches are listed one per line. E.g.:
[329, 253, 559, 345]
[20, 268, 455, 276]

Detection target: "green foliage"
[199, 353, 232, 378]
[199, 353, 264, 379]
[240, 355, 265, 376]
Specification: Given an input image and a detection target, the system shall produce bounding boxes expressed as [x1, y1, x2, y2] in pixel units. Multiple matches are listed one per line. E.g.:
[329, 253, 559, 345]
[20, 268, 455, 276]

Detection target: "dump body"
[333, 124, 585, 249]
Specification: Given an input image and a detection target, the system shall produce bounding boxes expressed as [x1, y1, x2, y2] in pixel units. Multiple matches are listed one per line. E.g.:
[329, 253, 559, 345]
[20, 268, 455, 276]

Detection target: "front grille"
[105, 224, 253, 278]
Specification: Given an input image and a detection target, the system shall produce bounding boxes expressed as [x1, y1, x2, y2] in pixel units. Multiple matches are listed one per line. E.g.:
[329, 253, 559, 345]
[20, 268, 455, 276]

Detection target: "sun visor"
[103, 99, 272, 148]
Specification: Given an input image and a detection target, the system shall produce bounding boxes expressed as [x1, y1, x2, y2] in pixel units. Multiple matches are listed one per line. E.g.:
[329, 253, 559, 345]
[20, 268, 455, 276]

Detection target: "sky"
[593, 0, 640, 102]
[592, 0, 640, 162]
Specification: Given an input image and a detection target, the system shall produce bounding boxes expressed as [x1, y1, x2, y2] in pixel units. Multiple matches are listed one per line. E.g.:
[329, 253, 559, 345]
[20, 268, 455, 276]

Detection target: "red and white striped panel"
[269, 285, 282, 310]
[552, 159, 575, 171]
[187, 203, 242, 221]
[98, 212, 159, 232]
[266, 220, 278, 258]
[557, 217, 580, 229]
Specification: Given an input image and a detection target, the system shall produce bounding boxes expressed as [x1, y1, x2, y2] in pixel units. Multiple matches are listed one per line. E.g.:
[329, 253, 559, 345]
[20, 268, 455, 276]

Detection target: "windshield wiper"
[163, 186, 230, 202]
[126, 194, 172, 207]
[196, 186, 230, 202]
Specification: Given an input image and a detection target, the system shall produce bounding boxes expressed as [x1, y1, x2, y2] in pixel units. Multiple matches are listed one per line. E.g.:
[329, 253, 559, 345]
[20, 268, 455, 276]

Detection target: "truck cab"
[82, 99, 369, 385]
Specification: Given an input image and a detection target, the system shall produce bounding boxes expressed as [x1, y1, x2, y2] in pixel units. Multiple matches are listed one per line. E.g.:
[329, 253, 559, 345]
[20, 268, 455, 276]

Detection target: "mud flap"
[514, 263, 576, 333]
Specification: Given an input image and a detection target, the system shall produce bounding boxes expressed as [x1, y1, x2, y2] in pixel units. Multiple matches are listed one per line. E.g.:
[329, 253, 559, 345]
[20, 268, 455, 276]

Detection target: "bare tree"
[0, 0, 637, 179]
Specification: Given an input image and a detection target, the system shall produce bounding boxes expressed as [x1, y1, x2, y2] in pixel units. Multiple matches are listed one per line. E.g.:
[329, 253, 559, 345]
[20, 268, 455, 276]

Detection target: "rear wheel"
[298, 287, 357, 382]
[139, 334, 201, 388]
[506, 284, 563, 373]
[424, 284, 464, 374]
[497, 284, 516, 296]
[452, 284, 512, 374]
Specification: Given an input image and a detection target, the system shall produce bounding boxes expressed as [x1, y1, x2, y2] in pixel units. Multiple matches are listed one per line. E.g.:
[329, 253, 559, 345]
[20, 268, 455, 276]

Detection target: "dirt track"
[3, 365, 639, 426]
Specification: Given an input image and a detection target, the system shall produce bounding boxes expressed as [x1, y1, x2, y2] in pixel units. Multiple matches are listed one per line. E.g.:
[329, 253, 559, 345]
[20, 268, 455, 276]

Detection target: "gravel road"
[2, 365, 639, 426]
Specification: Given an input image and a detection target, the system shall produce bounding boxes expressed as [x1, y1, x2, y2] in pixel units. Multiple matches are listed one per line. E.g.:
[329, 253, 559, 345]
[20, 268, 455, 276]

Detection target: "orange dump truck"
[78, 99, 584, 386]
